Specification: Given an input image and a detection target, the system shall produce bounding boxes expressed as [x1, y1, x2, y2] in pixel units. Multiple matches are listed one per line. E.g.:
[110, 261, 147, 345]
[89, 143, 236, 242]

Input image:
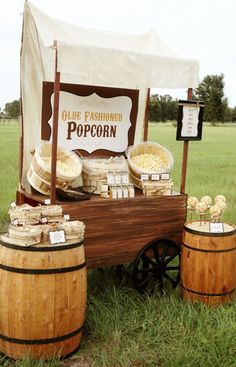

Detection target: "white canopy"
[20, 1, 199, 190]
[23, 1, 199, 89]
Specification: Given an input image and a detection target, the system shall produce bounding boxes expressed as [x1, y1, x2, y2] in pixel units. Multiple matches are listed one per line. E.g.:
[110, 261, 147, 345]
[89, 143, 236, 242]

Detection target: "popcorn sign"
[47, 93, 133, 153]
[42, 83, 139, 155]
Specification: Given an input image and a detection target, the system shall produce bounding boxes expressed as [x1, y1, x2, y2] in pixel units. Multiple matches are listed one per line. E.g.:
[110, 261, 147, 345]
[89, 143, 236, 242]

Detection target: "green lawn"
[148, 123, 236, 223]
[0, 122, 236, 367]
[0, 123, 19, 222]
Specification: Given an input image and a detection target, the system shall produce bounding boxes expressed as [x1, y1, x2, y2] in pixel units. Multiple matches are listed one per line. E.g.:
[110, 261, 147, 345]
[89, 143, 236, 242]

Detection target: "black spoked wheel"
[133, 238, 180, 294]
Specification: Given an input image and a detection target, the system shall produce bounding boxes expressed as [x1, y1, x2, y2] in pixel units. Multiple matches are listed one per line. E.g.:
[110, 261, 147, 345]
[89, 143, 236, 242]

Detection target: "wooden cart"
[16, 79, 190, 294]
[17, 179, 187, 294]
[16, 2, 199, 293]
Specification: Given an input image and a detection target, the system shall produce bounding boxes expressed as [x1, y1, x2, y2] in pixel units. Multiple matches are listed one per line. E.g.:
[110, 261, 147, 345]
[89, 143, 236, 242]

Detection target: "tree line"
[150, 74, 236, 122]
[1, 74, 236, 122]
[0, 99, 20, 119]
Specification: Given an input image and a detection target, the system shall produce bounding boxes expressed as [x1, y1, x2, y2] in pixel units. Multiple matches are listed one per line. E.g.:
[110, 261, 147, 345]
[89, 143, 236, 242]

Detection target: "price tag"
[209, 222, 224, 233]
[107, 173, 115, 185]
[117, 187, 123, 199]
[123, 187, 128, 198]
[121, 173, 129, 185]
[128, 185, 135, 198]
[115, 174, 121, 185]
[64, 214, 70, 221]
[10, 201, 17, 209]
[41, 217, 48, 224]
[49, 230, 66, 245]
[161, 173, 170, 180]
[45, 199, 51, 205]
[12, 219, 19, 226]
[141, 174, 149, 181]
[151, 174, 160, 181]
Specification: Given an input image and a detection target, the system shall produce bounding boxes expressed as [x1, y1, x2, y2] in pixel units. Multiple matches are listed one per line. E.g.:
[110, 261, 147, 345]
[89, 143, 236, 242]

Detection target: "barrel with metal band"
[0, 239, 87, 359]
[180, 221, 236, 306]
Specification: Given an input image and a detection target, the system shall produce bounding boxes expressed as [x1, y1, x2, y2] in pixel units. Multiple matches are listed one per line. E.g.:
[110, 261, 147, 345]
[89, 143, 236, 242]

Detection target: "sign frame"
[176, 100, 204, 141]
[41, 82, 139, 157]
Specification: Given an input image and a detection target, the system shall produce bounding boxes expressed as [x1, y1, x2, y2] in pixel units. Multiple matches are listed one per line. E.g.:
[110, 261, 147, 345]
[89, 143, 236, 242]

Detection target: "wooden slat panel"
[16, 191, 187, 268]
[64, 194, 187, 268]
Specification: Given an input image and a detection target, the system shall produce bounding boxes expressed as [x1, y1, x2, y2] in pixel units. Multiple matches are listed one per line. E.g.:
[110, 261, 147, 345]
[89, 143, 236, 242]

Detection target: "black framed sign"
[176, 100, 204, 141]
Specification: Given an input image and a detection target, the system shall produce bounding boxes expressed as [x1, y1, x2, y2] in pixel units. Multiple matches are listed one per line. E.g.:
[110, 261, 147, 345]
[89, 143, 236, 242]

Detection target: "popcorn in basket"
[126, 141, 174, 195]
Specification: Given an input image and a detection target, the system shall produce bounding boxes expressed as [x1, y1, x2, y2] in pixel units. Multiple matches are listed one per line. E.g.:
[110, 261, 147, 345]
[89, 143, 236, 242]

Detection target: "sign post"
[50, 41, 61, 204]
[177, 89, 204, 194]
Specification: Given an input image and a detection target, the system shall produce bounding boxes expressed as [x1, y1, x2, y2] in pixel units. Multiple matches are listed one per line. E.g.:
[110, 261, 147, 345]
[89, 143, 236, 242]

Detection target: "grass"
[0, 122, 19, 222]
[0, 122, 236, 366]
[148, 122, 236, 223]
[77, 270, 236, 367]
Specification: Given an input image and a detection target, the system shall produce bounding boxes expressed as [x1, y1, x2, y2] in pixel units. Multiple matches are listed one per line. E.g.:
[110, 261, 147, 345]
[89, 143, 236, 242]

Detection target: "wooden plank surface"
[16, 190, 187, 268]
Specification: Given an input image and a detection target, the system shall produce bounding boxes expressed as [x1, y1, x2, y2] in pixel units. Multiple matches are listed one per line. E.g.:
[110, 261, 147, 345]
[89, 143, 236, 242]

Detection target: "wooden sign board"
[41, 82, 139, 156]
[176, 100, 204, 141]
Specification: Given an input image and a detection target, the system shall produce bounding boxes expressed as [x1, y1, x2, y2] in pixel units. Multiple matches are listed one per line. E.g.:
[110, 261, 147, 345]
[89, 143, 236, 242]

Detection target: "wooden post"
[19, 10, 26, 191]
[180, 88, 192, 194]
[143, 88, 150, 141]
[50, 41, 60, 204]
[18, 98, 24, 188]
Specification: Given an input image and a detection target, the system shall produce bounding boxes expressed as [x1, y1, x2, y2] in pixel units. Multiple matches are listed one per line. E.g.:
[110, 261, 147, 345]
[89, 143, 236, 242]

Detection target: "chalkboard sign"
[176, 100, 204, 141]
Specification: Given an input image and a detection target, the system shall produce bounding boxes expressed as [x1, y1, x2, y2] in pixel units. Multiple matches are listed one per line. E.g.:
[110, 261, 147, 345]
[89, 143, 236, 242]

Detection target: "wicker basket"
[28, 143, 82, 194]
[8, 204, 42, 225]
[142, 181, 173, 196]
[60, 220, 85, 241]
[27, 165, 51, 195]
[126, 141, 173, 189]
[81, 156, 127, 194]
[41, 205, 63, 223]
[7, 224, 42, 246]
[129, 171, 173, 195]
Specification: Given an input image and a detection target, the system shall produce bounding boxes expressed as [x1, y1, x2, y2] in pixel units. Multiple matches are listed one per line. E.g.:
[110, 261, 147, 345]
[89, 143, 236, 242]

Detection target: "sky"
[0, 0, 236, 110]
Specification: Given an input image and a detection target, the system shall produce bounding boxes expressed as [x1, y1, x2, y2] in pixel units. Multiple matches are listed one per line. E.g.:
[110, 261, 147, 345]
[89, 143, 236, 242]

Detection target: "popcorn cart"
[0, 2, 203, 360]
[16, 2, 200, 293]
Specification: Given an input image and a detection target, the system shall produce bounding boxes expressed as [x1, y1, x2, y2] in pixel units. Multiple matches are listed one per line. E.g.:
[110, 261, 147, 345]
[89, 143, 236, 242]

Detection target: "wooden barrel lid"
[184, 220, 236, 236]
[0, 234, 84, 251]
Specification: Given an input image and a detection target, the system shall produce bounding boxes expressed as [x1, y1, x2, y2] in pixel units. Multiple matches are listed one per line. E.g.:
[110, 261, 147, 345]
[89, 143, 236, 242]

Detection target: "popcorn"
[216, 200, 227, 211]
[187, 193, 228, 222]
[215, 195, 226, 204]
[44, 157, 79, 177]
[209, 205, 222, 218]
[200, 195, 212, 207]
[187, 196, 198, 209]
[131, 154, 168, 173]
[195, 202, 207, 214]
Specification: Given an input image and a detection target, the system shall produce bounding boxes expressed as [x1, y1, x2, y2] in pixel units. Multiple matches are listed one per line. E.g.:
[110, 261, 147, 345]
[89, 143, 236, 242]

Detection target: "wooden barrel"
[0, 239, 87, 360]
[181, 221, 236, 306]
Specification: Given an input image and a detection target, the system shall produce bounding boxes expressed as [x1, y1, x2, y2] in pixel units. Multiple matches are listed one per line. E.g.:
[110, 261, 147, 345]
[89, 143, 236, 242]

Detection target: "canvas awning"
[24, 2, 199, 89]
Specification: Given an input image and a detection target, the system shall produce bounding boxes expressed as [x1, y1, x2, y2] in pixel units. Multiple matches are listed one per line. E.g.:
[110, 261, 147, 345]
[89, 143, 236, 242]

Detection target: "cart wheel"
[133, 238, 180, 294]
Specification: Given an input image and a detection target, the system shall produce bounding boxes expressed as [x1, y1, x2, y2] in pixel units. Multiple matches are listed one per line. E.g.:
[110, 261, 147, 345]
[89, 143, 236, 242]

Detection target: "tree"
[4, 99, 20, 118]
[149, 94, 161, 121]
[149, 94, 178, 122]
[231, 107, 236, 122]
[224, 107, 233, 122]
[193, 74, 228, 122]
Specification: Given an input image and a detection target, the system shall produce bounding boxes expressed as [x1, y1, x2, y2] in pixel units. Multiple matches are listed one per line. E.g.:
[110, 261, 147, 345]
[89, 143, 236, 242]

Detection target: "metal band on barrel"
[183, 225, 236, 237]
[181, 284, 235, 297]
[0, 262, 86, 274]
[0, 239, 84, 252]
[0, 324, 84, 345]
[182, 242, 236, 253]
